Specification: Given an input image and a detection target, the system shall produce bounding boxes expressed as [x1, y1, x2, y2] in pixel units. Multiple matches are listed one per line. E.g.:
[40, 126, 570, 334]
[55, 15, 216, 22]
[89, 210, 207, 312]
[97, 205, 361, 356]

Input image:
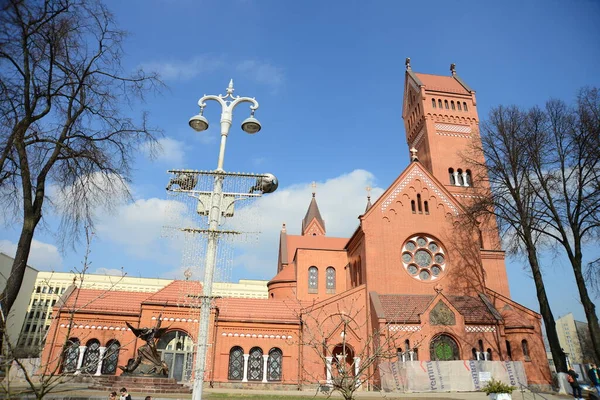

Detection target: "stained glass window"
[429, 334, 459, 361]
[402, 235, 447, 282]
[326, 267, 336, 291]
[248, 347, 263, 381]
[228, 346, 244, 380]
[267, 348, 282, 381]
[308, 266, 318, 292]
[102, 340, 120, 375]
[62, 338, 80, 373]
[82, 339, 100, 374]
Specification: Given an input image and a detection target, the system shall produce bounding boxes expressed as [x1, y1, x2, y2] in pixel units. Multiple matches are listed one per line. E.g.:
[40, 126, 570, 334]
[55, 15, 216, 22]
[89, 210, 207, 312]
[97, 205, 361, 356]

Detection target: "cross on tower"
[366, 186, 372, 201]
[311, 181, 317, 197]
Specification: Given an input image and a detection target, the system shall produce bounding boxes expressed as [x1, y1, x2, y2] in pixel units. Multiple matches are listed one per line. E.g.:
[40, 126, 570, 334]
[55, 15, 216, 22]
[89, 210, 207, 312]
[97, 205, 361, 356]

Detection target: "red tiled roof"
[143, 280, 203, 307]
[216, 298, 305, 323]
[62, 288, 150, 314]
[415, 73, 469, 95]
[268, 264, 296, 285]
[378, 294, 498, 324]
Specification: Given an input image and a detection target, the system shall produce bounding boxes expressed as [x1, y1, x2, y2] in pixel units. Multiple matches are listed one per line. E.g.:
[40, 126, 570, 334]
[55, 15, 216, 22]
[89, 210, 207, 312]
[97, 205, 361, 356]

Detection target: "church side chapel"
[41, 62, 551, 392]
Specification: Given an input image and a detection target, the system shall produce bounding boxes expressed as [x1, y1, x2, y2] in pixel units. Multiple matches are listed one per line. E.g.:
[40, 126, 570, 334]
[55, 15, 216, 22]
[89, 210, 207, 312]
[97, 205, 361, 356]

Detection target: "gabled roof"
[268, 264, 296, 286]
[302, 195, 325, 234]
[61, 288, 150, 314]
[143, 280, 203, 307]
[284, 235, 348, 264]
[414, 73, 470, 95]
[362, 160, 466, 219]
[376, 293, 499, 324]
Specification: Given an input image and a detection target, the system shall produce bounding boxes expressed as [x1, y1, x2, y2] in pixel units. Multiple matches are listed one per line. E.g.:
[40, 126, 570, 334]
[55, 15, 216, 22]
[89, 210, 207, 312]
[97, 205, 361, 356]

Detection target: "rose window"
[402, 235, 446, 281]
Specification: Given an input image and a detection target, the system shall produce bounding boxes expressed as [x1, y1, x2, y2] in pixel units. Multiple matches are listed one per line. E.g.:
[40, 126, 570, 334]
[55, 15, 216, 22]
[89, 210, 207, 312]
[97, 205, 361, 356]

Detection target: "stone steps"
[88, 375, 191, 394]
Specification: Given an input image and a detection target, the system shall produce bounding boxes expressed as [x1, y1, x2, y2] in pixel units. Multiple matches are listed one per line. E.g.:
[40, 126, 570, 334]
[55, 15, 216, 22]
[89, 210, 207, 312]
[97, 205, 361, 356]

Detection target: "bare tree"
[0, 0, 161, 344]
[524, 88, 600, 363]
[1, 228, 129, 399]
[298, 299, 422, 400]
[462, 105, 568, 373]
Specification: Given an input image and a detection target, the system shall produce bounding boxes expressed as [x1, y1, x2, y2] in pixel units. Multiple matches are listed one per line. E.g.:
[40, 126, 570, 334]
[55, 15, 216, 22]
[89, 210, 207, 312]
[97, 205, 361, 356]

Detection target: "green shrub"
[481, 378, 516, 395]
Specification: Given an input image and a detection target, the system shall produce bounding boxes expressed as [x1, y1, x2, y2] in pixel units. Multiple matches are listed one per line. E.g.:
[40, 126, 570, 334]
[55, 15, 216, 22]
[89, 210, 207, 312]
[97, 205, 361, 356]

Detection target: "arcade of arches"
[41, 65, 551, 390]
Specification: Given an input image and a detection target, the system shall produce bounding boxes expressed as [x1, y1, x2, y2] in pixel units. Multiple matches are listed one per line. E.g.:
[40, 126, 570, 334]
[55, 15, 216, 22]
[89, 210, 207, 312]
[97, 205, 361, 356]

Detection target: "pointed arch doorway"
[157, 330, 194, 382]
[429, 334, 460, 361]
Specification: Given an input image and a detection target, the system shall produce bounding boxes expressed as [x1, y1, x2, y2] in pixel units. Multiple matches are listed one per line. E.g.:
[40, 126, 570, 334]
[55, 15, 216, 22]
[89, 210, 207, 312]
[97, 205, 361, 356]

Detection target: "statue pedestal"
[88, 375, 191, 394]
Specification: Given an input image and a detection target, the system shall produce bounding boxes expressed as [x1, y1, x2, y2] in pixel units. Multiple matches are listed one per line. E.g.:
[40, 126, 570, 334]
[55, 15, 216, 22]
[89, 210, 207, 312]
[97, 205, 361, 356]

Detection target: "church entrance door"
[158, 330, 194, 382]
[429, 334, 460, 361]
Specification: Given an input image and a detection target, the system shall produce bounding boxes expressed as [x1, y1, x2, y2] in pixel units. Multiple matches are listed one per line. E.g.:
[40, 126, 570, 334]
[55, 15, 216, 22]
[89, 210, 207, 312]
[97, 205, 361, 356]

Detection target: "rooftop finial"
[366, 186, 372, 201]
[405, 57, 411, 71]
[227, 79, 235, 95]
[410, 147, 419, 162]
[311, 181, 317, 197]
[282, 223, 286, 232]
[450, 63, 456, 76]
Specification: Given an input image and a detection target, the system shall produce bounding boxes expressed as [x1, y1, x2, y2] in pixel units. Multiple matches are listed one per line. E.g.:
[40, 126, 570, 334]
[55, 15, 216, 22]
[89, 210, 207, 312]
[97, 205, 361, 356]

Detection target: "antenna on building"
[405, 57, 411, 71]
[450, 63, 456, 76]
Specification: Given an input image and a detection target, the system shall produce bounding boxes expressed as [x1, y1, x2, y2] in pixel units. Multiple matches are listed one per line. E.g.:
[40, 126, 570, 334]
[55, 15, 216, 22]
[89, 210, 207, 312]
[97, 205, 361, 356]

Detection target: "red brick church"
[41, 63, 552, 391]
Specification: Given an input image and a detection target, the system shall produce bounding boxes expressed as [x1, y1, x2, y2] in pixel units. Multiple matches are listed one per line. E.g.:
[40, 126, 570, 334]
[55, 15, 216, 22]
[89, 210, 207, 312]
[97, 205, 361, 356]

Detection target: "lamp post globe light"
[183, 80, 268, 400]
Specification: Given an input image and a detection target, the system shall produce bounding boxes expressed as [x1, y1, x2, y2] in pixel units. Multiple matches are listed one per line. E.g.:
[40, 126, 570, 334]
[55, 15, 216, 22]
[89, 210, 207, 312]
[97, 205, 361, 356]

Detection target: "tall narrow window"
[466, 170, 472, 186]
[267, 348, 283, 381]
[457, 102, 462, 111]
[228, 346, 244, 380]
[448, 168, 455, 185]
[102, 340, 120, 375]
[308, 266, 318, 293]
[521, 340, 530, 361]
[463, 102, 468, 111]
[82, 339, 100, 374]
[472, 348, 478, 360]
[411, 200, 416, 214]
[438, 99, 443, 108]
[451, 101, 455, 110]
[417, 194, 422, 213]
[444, 100, 449, 109]
[457, 169, 464, 186]
[62, 338, 80, 373]
[326, 267, 336, 293]
[424, 201, 429, 215]
[248, 347, 264, 381]
[506, 340, 512, 360]
[487, 348, 493, 361]
[432, 99, 436, 108]
[478, 339, 484, 353]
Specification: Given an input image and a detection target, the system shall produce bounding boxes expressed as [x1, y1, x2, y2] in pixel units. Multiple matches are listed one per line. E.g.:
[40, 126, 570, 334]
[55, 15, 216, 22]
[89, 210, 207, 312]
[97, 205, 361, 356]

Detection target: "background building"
[0, 253, 38, 355]
[16, 271, 267, 357]
[556, 312, 595, 365]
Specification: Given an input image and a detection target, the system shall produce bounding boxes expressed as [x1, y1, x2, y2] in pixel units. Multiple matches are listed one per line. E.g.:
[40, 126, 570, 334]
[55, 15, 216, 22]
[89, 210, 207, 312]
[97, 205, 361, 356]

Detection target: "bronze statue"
[119, 314, 169, 376]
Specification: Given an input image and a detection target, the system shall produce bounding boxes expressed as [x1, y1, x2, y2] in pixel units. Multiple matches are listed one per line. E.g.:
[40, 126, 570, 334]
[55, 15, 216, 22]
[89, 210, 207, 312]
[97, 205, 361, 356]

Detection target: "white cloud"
[236, 60, 285, 92]
[142, 137, 186, 165]
[93, 267, 125, 276]
[141, 55, 224, 81]
[228, 169, 383, 277]
[0, 239, 63, 270]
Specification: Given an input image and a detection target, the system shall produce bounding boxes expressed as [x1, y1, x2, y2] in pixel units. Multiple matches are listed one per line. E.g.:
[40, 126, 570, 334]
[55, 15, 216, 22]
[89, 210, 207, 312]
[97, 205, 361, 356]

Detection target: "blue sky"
[1, 0, 599, 323]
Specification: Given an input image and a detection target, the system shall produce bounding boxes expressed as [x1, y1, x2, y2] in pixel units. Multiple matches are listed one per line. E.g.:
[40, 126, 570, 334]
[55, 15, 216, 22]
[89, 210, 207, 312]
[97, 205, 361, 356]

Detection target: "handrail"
[518, 382, 549, 400]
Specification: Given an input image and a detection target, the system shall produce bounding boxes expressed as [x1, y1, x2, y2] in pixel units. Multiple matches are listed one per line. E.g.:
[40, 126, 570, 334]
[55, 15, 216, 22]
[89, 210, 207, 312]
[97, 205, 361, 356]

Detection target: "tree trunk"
[523, 238, 567, 372]
[0, 210, 41, 351]
[571, 257, 600, 363]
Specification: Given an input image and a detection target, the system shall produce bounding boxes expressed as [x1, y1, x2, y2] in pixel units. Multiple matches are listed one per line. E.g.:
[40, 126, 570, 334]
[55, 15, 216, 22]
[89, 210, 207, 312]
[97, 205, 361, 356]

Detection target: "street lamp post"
[188, 80, 262, 400]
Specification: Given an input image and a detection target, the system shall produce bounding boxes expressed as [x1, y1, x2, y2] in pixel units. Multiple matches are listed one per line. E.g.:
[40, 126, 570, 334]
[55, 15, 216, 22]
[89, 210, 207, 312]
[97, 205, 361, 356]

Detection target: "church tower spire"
[302, 182, 326, 236]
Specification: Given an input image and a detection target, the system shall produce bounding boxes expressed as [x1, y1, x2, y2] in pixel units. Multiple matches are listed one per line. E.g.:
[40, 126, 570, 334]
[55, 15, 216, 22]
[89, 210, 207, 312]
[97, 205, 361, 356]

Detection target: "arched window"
[430, 334, 460, 361]
[228, 346, 244, 380]
[82, 339, 100, 374]
[417, 194, 422, 213]
[444, 100, 449, 109]
[457, 169, 464, 186]
[411, 200, 416, 213]
[521, 339, 530, 361]
[432, 99, 436, 108]
[62, 338, 80, 373]
[472, 348, 478, 360]
[457, 102, 462, 111]
[448, 168, 455, 185]
[506, 340, 512, 360]
[463, 102, 468, 111]
[438, 99, 443, 108]
[248, 347, 264, 381]
[267, 348, 283, 381]
[424, 201, 429, 215]
[101, 340, 120, 375]
[308, 266, 318, 293]
[478, 339, 484, 353]
[451, 101, 455, 110]
[326, 267, 336, 293]
[487, 348, 493, 361]
[465, 170, 472, 186]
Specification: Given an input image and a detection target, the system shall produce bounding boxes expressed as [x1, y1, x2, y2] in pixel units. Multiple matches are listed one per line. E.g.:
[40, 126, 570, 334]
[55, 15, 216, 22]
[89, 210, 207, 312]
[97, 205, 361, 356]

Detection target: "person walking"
[120, 388, 132, 400]
[109, 391, 118, 400]
[567, 368, 583, 400]
[588, 363, 600, 395]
